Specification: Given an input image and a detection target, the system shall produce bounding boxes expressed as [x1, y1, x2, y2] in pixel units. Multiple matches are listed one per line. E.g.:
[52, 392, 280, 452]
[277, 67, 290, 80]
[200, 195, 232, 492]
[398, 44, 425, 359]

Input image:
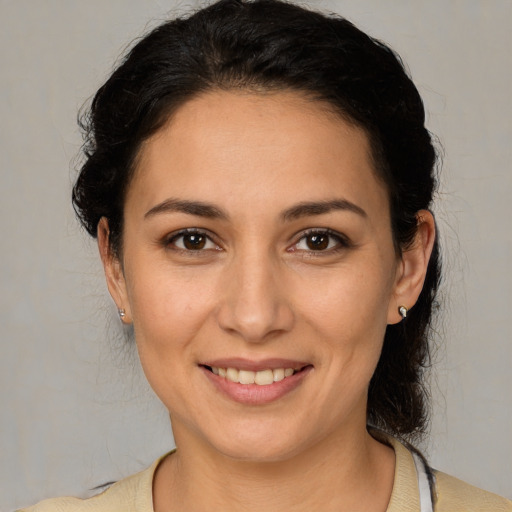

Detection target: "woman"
[21, 0, 512, 510]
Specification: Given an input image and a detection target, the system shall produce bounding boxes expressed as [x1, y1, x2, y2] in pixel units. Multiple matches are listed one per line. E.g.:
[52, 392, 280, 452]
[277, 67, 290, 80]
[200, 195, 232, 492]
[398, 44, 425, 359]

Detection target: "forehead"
[128, 90, 389, 220]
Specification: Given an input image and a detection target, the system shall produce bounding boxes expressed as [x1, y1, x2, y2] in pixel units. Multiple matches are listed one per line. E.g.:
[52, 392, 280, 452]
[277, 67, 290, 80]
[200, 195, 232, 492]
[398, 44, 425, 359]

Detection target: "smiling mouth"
[202, 365, 308, 385]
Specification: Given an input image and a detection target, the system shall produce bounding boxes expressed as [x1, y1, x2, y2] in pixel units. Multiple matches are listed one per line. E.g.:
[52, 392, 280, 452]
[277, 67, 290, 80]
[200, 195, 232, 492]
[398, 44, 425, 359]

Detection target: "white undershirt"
[412, 451, 434, 512]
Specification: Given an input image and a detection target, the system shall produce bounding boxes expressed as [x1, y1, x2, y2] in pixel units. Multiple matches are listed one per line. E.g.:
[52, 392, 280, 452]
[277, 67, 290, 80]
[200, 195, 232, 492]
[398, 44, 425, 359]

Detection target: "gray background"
[1, 1, 511, 509]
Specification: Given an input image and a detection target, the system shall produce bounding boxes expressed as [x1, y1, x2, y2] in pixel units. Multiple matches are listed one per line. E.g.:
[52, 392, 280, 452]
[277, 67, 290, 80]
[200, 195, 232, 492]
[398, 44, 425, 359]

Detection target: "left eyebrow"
[280, 199, 367, 222]
[144, 198, 229, 220]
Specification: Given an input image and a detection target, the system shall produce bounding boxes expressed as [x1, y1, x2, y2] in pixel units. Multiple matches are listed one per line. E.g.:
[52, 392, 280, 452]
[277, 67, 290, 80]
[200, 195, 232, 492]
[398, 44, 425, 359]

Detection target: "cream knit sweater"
[20, 437, 512, 512]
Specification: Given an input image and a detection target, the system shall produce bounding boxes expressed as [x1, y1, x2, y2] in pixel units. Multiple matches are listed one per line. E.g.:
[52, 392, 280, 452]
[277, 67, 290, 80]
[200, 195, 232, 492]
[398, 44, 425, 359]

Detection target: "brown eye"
[305, 234, 330, 250]
[168, 230, 218, 251]
[183, 233, 206, 250]
[292, 229, 349, 253]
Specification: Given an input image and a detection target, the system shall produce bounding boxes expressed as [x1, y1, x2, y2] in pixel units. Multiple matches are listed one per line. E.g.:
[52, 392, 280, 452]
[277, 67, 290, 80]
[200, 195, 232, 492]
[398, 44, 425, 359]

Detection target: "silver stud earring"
[398, 305, 408, 320]
[118, 308, 126, 320]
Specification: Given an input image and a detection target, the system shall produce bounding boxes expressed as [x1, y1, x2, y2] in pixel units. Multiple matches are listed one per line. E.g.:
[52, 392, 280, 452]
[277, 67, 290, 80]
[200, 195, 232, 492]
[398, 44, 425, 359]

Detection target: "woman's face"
[105, 90, 408, 461]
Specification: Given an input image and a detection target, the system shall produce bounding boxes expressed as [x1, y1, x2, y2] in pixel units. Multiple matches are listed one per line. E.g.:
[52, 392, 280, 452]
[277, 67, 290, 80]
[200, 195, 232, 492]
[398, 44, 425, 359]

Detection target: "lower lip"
[201, 366, 312, 405]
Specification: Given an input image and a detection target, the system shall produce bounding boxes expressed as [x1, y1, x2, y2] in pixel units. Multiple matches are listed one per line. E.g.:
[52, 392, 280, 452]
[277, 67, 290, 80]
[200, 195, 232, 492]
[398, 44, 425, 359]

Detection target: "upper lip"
[201, 358, 311, 372]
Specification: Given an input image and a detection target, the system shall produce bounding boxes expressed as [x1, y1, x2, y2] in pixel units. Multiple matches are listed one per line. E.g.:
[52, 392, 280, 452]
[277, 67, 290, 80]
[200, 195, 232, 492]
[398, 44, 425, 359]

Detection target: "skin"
[98, 90, 435, 511]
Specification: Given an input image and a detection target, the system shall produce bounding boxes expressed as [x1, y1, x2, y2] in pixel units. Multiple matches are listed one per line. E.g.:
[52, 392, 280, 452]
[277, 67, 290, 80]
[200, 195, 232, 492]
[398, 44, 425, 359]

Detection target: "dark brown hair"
[73, 0, 440, 441]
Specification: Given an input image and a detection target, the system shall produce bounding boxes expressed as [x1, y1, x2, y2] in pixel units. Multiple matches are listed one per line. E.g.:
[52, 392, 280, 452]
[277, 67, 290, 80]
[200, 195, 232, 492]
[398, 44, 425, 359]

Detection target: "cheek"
[296, 259, 395, 377]
[124, 269, 210, 406]
[124, 260, 223, 363]
[300, 263, 393, 331]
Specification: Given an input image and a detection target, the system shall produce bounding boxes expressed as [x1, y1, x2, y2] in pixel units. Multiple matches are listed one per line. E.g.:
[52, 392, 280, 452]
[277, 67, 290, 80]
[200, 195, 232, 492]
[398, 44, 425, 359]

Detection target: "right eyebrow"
[280, 199, 367, 222]
[144, 198, 229, 220]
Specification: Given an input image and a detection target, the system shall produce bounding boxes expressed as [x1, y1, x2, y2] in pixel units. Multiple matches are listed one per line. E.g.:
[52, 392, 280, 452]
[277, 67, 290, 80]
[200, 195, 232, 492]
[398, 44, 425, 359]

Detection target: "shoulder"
[17, 454, 167, 512]
[374, 430, 511, 512]
[434, 470, 512, 512]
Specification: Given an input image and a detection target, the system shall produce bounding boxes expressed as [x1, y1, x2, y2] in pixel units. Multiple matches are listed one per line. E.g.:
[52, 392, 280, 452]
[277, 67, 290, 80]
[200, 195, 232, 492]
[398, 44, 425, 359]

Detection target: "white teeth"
[273, 368, 285, 382]
[238, 370, 255, 384]
[254, 369, 274, 385]
[210, 366, 298, 385]
[226, 367, 239, 383]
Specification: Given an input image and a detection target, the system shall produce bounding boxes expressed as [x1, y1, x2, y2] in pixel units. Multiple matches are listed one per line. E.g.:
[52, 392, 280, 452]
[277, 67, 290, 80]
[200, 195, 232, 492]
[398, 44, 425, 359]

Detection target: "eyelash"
[290, 229, 351, 255]
[164, 228, 220, 253]
[164, 228, 351, 255]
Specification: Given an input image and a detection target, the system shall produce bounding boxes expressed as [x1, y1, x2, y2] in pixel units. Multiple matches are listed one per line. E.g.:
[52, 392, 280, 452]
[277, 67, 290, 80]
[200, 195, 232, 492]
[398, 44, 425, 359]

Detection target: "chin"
[216, 441, 302, 463]
[203, 422, 317, 463]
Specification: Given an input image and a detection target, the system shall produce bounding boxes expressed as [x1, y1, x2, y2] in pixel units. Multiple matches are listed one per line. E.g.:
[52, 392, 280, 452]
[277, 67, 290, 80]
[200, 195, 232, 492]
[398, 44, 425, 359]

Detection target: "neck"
[153, 424, 395, 512]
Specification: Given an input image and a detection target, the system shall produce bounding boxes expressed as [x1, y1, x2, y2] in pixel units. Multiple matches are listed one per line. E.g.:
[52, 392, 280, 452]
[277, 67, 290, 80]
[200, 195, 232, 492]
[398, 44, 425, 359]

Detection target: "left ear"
[388, 210, 436, 324]
[97, 217, 132, 324]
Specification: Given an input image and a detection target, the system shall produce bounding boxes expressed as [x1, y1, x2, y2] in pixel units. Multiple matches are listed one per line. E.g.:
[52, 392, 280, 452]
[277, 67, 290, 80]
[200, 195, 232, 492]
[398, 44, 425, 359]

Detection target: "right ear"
[97, 217, 131, 323]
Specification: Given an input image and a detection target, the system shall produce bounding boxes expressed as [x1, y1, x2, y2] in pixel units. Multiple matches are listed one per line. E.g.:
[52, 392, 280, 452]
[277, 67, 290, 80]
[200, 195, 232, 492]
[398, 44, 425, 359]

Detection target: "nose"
[216, 247, 295, 343]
